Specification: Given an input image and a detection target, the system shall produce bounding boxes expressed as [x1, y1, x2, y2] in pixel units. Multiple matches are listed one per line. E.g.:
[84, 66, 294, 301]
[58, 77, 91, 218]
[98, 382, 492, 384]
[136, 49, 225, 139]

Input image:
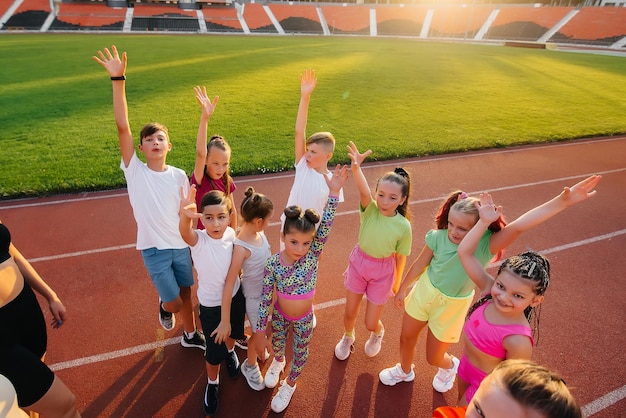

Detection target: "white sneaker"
[334, 334, 355, 361]
[271, 380, 296, 413]
[364, 327, 384, 357]
[241, 359, 265, 391]
[258, 348, 270, 362]
[432, 355, 460, 393]
[312, 312, 317, 329]
[264, 357, 286, 389]
[379, 363, 415, 386]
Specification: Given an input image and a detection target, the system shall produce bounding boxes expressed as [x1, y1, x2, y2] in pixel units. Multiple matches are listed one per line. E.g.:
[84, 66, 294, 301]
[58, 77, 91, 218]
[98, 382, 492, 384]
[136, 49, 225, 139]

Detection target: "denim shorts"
[141, 247, 194, 302]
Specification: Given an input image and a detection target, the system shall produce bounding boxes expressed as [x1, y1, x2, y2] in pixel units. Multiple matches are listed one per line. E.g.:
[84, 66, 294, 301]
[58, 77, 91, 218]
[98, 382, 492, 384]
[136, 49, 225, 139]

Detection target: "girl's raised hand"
[347, 141, 372, 167]
[300, 68, 317, 95]
[180, 185, 202, 219]
[477, 193, 502, 224]
[561, 175, 602, 206]
[325, 164, 349, 195]
[92, 45, 126, 77]
[194, 85, 219, 118]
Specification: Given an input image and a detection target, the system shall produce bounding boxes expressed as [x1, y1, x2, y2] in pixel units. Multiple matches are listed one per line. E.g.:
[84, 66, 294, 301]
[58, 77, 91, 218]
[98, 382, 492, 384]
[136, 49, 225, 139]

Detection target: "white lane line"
[1, 136, 623, 210]
[28, 244, 136, 263]
[582, 385, 626, 417]
[21, 169, 626, 264]
[46, 232, 626, 415]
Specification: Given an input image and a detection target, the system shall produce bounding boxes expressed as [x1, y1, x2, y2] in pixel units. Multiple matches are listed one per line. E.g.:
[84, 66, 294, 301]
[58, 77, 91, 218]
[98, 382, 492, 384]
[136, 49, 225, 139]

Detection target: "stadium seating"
[268, 3, 322, 34]
[131, 3, 198, 31]
[50, 2, 125, 31]
[428, 5, 495, 39]
[321, 4, 369, 35]
[241, 2, 275, 33]
[375, 5, 429, 37]
[1, 1, 625, 51]
[486, 6, 573, 42]
[201, 5, 241, 32]
[551, 7, 626, 46]
[2, 0, 51, 30]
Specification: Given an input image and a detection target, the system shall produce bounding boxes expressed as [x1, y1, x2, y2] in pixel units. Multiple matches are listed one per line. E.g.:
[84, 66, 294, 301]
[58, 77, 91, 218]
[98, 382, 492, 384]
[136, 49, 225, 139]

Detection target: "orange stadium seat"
[268, 3, 321, 34]
[429, 5, 494, 38]
[321, 4, 369, 34]
[486, 6, 573, 41]
[553, 7, 626, 44]
[242, 2, 275, 33]
[375, 5, 429, 36]
[201, 6, 242, 32]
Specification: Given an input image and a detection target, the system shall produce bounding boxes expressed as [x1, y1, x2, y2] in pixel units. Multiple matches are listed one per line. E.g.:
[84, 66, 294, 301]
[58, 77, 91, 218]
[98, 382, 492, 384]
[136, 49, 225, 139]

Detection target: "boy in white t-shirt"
[93, 45, 204, 350]
[280, 69, 344, 327]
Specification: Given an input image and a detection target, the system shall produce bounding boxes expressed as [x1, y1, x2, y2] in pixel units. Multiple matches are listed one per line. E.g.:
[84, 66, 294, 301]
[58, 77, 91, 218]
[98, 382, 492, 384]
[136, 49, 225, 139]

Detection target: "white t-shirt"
[121, 153, 189, 250]
[190, 227, 240, 307]
[281, 157, 344, 226]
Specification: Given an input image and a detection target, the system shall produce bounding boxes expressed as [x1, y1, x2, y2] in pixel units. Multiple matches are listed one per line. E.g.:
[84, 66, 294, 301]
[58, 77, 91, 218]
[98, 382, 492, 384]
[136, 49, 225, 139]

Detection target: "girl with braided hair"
[379, 175, 601, 392]
[334, 141, 413, 361]
[456, 192, 552, 405]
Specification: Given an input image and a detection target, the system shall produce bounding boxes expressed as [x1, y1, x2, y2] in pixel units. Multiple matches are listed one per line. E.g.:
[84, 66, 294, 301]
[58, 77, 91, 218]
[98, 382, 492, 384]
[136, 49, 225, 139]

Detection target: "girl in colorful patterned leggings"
[255, 165, 347, 413]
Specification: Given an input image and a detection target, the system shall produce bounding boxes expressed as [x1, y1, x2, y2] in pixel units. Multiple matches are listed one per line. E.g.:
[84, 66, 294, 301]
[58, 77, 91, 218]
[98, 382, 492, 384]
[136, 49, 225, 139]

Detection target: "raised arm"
[10, 244, 66, 328]
[294, 68, 317, 163]
[458, 193, 501, 294]
[347, 141, 374, 209]
[179, 185, 201, 247]
[92, 45, 134, 167]
[192, 85, 219, 186]
[489, 175, 602, 254]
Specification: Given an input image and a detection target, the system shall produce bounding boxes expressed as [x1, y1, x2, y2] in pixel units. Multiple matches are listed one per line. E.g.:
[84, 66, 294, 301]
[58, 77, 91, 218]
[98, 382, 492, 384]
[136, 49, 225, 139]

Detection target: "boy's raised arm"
[193, 85, 219, 185]
[92, 45, 134, 167]
[294, 68, 316, 164]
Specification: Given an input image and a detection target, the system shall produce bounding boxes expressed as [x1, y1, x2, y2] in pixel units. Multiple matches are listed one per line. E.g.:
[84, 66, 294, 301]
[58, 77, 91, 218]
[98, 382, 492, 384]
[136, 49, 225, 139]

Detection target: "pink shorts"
[343, 245, 395, 305]
[458, 353, 487, 404]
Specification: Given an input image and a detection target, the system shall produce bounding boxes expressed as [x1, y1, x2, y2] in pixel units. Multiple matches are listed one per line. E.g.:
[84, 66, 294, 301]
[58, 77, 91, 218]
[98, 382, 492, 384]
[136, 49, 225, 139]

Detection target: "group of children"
[92, 45, 598, 417]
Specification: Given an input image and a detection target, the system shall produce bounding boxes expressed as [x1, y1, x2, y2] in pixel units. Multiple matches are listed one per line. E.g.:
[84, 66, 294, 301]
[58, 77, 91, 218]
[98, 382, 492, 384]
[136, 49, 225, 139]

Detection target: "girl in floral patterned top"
[255, 165, 347, 414]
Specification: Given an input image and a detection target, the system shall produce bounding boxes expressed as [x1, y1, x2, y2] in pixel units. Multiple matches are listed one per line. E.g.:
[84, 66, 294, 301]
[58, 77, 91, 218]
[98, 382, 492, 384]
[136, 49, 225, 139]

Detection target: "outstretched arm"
[347, 141, 373, 209]
[192, 86, 219, 186]
[92, 45, 133, 168]
[179, 185, 202, 247]
[10, 244, 66, 328]
[458, 193, 501, 294]
[489, 175, 602, 254]
[393, 245, 433, 308]
[295, 68, 316, 164]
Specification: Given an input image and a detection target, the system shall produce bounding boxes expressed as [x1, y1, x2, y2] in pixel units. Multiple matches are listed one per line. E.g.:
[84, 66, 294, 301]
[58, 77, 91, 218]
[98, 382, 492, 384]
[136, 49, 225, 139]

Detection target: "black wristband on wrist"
[110, 76, 126, 80]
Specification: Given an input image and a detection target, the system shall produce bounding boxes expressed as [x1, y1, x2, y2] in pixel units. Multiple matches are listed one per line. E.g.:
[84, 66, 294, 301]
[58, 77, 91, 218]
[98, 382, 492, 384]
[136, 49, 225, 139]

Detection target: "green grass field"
[1, 34, 625, 199]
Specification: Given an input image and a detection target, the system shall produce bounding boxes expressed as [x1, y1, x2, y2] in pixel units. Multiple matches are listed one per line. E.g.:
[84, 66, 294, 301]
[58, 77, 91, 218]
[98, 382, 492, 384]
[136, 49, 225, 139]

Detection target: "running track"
[1, 137, 625, 417]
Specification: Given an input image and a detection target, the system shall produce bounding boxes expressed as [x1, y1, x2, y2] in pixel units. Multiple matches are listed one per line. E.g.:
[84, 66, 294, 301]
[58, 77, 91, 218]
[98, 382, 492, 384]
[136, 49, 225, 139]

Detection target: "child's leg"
[179, 286, 196, 334]
[363, 301, 385, 333]
[399, 313, 428, 373]
[343, 290, 364, 333]
[286, 311, 314, 385]
[426, 331, 454, 369]
[270, 307, 289, 361]
[206, 363, 220, 382]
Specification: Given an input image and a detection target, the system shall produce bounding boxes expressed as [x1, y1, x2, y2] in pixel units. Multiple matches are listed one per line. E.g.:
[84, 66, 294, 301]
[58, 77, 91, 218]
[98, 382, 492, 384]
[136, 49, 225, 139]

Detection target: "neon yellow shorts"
[404, 271, 474, 343]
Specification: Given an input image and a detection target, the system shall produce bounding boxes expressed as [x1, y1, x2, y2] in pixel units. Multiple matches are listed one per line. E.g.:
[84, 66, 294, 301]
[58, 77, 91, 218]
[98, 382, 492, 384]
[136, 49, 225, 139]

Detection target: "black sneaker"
[226, 350, 240, 378]
[203, 383, 219, 416]
[181, 329, 206, 350]
[234, 335, 249, 350]
[159, 300, 175, 331]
